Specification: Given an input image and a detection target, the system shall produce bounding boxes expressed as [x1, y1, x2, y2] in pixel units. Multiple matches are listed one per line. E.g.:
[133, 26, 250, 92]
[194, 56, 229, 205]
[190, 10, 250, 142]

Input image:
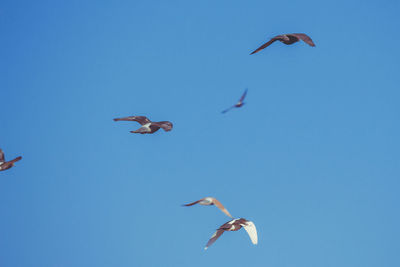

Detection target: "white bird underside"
[142, 123, 151, 130]
[199, 197, 213, 205]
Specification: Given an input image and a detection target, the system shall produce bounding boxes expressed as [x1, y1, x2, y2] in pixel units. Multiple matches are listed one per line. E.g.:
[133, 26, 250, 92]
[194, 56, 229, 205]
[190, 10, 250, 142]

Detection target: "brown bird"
[183, 197, 233, 218]
[0, 149, 22, 172]
[205, 218, 258, 250]
[222, 89, 248, 114]
[113, 116, 173, 134]
[250, 33, 315, 54]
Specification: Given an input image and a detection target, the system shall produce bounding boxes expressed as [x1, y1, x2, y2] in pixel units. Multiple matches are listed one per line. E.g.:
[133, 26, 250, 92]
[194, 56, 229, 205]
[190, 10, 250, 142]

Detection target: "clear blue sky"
[1, 0, 399, 266]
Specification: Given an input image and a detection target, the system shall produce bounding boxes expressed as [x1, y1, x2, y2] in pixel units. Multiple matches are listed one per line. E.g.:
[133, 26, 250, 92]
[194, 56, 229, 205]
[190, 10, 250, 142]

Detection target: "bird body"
[234, 102, 245, 108]
[219, 218, 243, 231]
[278, 34, 302, 45]
[113, 116, 173, 134]
[222, 89, 248, 114]
[205, 218, 258, 249]
[0, 149, 22, 172]
[250, 33, 315, 54]
[198, 197, 214, 205]
[183, 197, 233, 218]
[142, 122, 152, 129]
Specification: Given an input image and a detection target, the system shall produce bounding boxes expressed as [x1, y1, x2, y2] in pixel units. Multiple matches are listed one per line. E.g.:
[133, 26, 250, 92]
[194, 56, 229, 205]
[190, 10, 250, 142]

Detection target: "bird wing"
[113, 116, 151, 125]
[291, 33, 315, 47]
[153, 121, 173, 132]
[182, 199, 203, 206]
[239, 88, 248, 102]
[241, 221, 258, 245]
[212, 198, 233, 218]
[250, 37, 280, 54]
[204, 229, 225, 250]
[0, 149, 4, 163]
[221, 106, 235, 114]
[9, 156, 22, 164]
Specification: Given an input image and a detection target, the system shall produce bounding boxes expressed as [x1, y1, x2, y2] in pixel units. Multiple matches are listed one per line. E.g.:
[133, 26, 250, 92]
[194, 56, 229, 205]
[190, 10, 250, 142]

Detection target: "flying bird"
[222, 89, 248, 114]
[205, 218, 258, 250]
[113, 116, 173, 134]
[0, 149, 22, 172]
[250, 33, 315, 54]
[183, 197, 233, 218]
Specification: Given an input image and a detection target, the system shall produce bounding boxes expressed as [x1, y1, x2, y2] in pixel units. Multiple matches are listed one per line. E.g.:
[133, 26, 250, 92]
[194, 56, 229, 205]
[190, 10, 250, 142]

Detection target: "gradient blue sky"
[1, 0, 399, 266]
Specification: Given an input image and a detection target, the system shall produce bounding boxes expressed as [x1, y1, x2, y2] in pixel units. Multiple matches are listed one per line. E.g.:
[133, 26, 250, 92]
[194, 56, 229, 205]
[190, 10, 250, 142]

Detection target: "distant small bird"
[250, 33, 315, 55]
[222, 89, 248, 114]
[183, 197, 233, 218]
[205, 218, 258, 250]
[0, 149, 22, 172]
[113, 116, 173, 134]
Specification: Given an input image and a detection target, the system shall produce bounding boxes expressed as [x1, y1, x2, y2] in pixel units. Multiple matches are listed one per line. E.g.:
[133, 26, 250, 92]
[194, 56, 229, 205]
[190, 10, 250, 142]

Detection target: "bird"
[183, 197, 233, 218]
[0, 149, 22, 172]
[250, 33, 315, 54]
[205, 218, 258, 250]
[113, 116, 173, 134]
[222, 89, 248, 114]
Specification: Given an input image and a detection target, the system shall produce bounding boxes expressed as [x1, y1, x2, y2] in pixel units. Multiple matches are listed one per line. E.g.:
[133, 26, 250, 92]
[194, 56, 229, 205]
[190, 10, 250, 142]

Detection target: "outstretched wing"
[182, 199, 203, 206]
[113, 116, 151, 125]
[10, 156, 22, 164]
[153, 121, 173, 132]
[221, 106, 235, 114]
[0, 149, 4, 163]
[212, 198, 233, 218]
[242, 221, 258, 245]
[250, 37, 281, 55]
[239, 88, 248, 102]
[291, 33, 315, 47]
[205, 229, 225, 250]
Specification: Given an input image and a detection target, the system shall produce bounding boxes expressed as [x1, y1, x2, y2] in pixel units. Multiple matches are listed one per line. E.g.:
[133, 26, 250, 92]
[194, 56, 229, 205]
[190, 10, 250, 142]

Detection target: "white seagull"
[183, 197, 233, 218]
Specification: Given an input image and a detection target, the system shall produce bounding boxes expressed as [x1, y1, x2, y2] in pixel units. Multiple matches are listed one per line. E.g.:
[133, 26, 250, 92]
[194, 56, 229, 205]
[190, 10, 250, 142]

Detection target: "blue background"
[1, 0, 399, 266]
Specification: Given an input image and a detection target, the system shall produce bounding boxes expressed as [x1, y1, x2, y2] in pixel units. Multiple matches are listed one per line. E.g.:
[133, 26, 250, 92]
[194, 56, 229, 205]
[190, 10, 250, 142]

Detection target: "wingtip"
[224, 210, 233, 218]
[11, 156, 22, 163]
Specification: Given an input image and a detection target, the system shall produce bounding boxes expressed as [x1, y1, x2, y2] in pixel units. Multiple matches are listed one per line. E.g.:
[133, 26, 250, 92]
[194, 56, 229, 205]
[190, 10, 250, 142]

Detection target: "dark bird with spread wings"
[0, 149, 22, 172]
[222, 89, 248, 114]
[113, 116, 173, 134]
[250, 33, 315, 55]
[205, 218, 258, 250]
